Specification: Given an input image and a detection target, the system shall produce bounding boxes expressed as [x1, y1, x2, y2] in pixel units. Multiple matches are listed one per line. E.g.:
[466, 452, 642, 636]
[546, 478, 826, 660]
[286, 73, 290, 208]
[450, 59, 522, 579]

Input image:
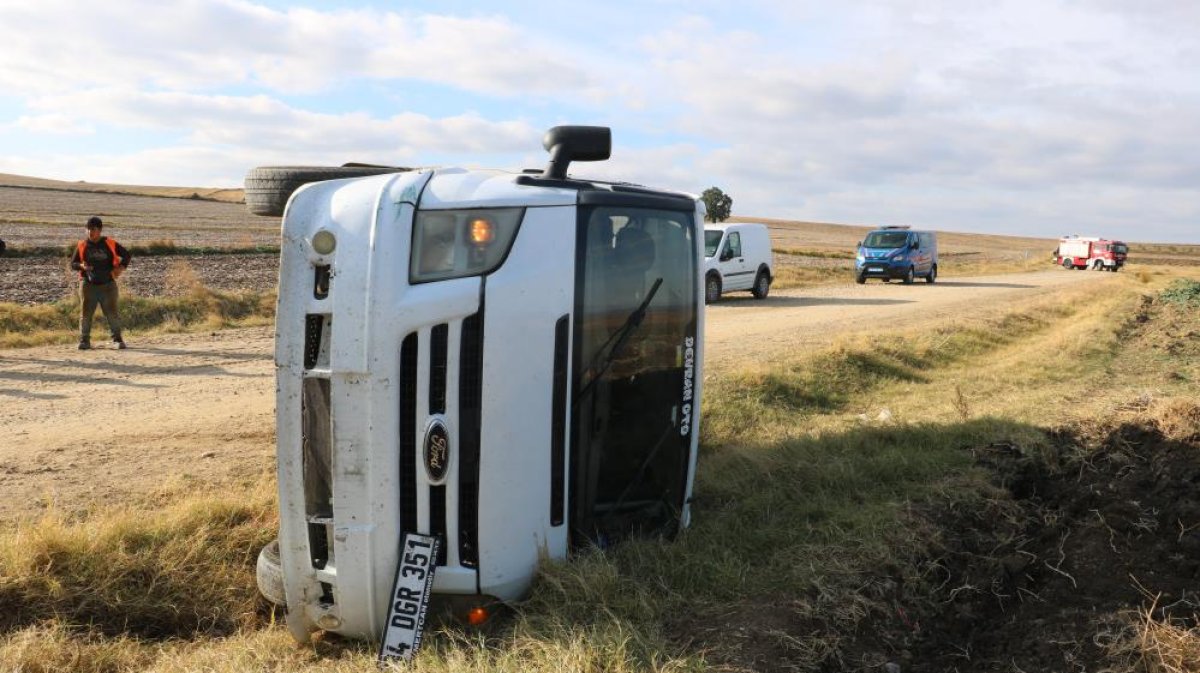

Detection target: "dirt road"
[704, 269, 1112, 367]
[0, 269, 1112, 521]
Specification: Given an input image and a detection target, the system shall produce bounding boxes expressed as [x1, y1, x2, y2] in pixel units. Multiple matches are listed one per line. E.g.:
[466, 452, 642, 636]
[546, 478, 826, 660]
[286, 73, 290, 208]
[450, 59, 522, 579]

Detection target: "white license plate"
[868, 266, 884, 272]
[378, 533, 440, 663]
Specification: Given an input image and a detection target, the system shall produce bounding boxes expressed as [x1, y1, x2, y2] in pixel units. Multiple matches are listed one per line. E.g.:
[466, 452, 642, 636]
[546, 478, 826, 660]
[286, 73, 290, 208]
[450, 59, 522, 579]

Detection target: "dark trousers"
[80, 281, 122, 341]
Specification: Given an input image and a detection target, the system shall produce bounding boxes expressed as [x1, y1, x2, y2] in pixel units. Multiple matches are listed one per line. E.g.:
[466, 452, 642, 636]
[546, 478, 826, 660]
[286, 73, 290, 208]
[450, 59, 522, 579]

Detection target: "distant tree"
[700, 186, 732, 223]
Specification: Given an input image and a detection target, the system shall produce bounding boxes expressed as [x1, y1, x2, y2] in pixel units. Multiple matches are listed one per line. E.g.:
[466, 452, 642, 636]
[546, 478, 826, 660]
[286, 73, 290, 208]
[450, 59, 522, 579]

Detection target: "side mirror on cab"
[910, 240, 919, 250]
[720, 248, 733, 262]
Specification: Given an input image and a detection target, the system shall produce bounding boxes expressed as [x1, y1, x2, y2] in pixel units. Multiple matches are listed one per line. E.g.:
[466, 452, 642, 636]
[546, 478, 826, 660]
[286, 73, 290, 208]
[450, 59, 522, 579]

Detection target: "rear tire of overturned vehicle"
[244, 166, 407, 217]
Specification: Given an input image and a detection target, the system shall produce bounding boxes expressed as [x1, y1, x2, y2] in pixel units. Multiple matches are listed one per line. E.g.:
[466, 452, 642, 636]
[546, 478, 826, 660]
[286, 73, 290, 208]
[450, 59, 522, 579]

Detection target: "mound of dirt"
[864, 423, 1200, 672]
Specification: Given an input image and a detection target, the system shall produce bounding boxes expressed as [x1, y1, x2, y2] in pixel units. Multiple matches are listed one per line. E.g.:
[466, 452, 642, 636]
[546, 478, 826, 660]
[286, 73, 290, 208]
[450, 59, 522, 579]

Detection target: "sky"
[1, 1, 1197, 243]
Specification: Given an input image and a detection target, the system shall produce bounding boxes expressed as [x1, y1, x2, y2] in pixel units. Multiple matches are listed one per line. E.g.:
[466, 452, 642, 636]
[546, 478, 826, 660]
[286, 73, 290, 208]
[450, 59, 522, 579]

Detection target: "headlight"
[410, 208, 524, 283]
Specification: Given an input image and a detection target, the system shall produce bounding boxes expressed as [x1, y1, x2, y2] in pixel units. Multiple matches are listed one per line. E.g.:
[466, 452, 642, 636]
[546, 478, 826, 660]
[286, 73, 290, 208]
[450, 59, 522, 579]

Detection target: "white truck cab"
[702, 222, 775, 302]
[249, 126, 705, 643]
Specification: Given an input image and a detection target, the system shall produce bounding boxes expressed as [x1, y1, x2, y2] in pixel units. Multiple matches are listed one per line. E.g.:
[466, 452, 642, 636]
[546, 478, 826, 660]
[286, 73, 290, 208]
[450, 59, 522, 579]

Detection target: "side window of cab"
[725, 232, 742, 259]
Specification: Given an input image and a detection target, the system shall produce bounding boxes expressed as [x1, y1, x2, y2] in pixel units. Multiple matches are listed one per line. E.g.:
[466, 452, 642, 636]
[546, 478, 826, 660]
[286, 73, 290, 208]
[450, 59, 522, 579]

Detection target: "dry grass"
[1151, 398, 1200, 442]
[0, 284, 275, 348]
[1102, 601, 1200, 673]
[162, 259, 206, 296]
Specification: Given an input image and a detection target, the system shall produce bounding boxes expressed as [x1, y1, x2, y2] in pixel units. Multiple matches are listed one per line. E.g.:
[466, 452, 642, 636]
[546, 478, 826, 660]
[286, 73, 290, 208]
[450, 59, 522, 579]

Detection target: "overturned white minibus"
[249, 126, 705, 642]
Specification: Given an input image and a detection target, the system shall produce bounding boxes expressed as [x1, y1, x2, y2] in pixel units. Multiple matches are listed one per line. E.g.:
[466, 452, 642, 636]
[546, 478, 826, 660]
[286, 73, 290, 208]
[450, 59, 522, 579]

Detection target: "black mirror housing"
[542, 126, 612, 179]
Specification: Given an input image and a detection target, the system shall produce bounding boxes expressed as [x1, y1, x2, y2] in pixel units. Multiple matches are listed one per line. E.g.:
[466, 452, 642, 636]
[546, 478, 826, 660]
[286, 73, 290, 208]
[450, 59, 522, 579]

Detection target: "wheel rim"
[757, 275, 768, 294]
[707, 278, 719, 301]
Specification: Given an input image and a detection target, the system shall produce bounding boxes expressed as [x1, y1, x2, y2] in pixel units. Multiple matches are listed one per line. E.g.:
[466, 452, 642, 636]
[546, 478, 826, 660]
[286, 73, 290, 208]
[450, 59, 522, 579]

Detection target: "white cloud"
[0, 1, 1197, 241]
[26, 88, 540, 160]
[0, 1, 595, 98]
[14, 114, 93, 135]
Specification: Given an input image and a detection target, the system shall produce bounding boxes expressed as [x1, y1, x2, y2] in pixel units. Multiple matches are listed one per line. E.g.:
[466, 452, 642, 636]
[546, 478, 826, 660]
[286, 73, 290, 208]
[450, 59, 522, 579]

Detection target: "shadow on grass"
[522, 417, 1054, 672]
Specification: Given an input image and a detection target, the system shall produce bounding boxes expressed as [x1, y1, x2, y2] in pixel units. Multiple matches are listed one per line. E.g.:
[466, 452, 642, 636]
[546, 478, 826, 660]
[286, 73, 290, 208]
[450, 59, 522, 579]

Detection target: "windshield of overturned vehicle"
[862, 231, 910, 249]
[571, 205, 697, 545]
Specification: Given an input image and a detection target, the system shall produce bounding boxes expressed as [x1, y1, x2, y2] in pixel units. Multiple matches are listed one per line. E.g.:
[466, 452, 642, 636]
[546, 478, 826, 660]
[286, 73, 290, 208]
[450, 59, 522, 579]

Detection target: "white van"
[247, 126, 705, 643]
[703, 223, 775, 302]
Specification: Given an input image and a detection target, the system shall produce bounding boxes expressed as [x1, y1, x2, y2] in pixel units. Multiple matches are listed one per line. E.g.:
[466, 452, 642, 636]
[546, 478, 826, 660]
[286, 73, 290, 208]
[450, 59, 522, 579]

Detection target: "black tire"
[855, 273, 866, 284]
[705, 274, 722, 304]
[925, 264, 937, 284]
[751, 269, 771, 299]
[244, 165, 409, 217]
[1062, 258, 1074, 270]
[903, 266, 915, 284]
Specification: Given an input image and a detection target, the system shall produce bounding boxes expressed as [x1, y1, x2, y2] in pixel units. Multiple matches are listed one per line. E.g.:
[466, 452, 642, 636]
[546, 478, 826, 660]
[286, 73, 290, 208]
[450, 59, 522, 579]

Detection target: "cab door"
[718, 231, 753, 290]
[914, 233, 933, 274]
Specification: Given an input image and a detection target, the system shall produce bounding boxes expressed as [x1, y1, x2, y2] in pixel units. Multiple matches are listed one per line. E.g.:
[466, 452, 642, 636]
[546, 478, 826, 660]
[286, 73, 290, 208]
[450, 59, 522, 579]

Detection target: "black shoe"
[78, 340, 91, 350]
[114, 339, 127, 350]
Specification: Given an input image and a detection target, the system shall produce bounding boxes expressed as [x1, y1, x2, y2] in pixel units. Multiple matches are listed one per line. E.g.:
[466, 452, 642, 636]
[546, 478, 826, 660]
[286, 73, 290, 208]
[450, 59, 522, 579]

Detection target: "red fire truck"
[1055, 236, 1128, 272]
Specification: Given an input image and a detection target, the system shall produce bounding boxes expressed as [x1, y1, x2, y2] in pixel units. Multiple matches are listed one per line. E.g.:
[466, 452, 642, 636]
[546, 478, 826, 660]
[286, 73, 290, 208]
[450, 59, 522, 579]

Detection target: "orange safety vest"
[76, 237, 123, 279]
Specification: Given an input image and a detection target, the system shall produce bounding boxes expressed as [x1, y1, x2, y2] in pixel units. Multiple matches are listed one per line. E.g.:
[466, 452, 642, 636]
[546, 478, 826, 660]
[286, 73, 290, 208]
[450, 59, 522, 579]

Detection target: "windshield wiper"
[598, 419, 676, 526]
[574, 276, 663, 405]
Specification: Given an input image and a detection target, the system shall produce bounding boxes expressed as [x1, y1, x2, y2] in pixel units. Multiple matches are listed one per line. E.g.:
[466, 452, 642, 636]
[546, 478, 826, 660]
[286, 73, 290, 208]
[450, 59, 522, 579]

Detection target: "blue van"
[854, 226, 938, 284]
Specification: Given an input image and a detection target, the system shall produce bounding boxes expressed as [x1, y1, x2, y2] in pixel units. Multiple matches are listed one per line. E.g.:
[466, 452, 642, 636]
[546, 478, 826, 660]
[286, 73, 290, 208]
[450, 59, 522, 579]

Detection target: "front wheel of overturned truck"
[257, 539, 321, 643]
[256, 539, 287, 608]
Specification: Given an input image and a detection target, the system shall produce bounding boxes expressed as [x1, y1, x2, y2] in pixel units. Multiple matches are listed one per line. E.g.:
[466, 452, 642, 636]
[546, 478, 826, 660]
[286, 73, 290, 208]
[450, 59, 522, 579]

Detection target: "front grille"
[429, 324, 448, 414]
[399, 333, 418, 535]
[430, 484, 447, 566]
[304, 315, 325, 369]
[302, 377, 333, 569]
[458, 312, 483, 568]
[395, 315, 483, 571]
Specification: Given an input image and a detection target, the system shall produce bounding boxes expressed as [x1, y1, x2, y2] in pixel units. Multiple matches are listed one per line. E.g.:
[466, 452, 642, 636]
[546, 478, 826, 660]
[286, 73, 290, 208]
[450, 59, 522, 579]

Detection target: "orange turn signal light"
[466, 606, 490, 626]
[469, 218, 495, 245]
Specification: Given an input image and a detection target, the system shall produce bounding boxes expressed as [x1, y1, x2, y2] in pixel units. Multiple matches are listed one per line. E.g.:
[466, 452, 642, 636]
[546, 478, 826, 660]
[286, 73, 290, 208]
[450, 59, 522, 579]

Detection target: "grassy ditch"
[0, 274, 1196, 671]
[0, 287, 275, 348]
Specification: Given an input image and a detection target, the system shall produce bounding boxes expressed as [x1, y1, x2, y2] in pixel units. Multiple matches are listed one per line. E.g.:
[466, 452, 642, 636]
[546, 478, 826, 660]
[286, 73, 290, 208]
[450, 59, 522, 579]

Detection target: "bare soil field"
[0, 182, 274, 249]
[0, 253, 278, 305]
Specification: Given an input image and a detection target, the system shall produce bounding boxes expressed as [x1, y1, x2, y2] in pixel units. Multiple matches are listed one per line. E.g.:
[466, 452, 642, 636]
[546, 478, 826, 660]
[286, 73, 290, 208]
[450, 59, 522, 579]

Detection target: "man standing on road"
[69, 216, 131, 350]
